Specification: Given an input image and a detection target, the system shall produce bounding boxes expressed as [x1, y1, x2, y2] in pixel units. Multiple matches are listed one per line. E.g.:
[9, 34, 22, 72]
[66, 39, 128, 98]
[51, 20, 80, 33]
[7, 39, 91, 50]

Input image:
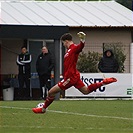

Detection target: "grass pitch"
[0, 100, 133, 133]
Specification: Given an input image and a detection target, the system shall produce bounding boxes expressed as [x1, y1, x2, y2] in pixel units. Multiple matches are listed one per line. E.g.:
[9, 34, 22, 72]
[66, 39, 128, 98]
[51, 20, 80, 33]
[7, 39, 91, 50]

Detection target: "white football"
[36, 103, 44, 108]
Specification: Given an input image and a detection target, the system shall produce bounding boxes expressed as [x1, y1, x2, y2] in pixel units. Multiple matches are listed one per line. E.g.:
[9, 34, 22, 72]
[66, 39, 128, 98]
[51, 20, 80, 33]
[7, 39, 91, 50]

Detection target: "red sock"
[88, 82, 103, 93]
[43, 96, 54, 109]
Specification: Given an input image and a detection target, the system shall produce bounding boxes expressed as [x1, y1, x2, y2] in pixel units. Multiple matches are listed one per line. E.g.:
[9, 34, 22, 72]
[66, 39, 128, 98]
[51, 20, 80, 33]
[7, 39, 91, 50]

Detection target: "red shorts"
[58, 74, 85, 90]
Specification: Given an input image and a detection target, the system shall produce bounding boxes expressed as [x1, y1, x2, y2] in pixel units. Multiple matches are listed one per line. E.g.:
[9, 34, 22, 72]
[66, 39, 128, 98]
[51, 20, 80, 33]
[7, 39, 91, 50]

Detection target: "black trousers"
[18, 74, 30, 99]
[38, 74, 51, 99]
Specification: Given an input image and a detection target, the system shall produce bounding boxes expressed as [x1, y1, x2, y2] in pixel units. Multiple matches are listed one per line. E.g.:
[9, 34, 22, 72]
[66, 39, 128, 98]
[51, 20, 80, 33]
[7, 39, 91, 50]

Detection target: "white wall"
[66, 73, 133, 98]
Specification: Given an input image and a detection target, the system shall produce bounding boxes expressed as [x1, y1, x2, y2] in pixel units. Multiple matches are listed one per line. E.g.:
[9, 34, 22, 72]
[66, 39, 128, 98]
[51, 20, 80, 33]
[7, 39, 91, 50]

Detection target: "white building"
[0, 1, 132, 99]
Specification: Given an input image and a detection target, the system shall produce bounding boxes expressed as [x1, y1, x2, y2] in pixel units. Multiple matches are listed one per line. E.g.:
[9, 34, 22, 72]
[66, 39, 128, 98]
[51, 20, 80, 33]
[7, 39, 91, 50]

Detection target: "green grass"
[0, 100, 133, 133]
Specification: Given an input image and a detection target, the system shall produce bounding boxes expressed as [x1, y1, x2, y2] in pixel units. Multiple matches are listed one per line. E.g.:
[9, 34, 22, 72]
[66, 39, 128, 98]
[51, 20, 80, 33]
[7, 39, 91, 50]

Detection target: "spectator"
[98, 49, 119, 73]
[16, 46, 32, 100]
[36, 46, 54, 100]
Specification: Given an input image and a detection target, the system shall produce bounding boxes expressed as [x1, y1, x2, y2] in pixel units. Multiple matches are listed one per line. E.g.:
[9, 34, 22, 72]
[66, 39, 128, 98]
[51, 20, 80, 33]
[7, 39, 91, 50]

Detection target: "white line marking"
[0, 106, 132, 121]
[0, 125, 133, 131]
[0, 125, 74, 129]
[48, 110, 133, 120]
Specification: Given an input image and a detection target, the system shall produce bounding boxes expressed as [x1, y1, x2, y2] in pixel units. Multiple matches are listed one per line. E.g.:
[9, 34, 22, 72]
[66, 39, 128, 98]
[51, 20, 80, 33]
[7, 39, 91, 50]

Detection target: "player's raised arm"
[77, 31, 86, 43]
[75, 32, 86, 53]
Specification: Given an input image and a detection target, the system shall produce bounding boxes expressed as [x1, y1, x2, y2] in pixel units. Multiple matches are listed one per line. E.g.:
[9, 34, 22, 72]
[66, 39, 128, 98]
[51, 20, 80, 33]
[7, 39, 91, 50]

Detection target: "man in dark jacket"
[98, 49, 119, 73]
[16, 46, 32, 100]
[36, 46, 54, 100]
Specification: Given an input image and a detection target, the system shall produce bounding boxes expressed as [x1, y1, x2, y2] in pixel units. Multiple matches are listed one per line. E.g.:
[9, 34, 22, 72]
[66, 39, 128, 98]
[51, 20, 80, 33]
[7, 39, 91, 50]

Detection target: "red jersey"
[63, 41, 85, 79]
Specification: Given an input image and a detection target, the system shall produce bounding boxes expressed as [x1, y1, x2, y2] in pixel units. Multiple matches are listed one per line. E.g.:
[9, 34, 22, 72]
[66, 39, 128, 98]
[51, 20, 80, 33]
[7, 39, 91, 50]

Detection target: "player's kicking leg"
[102, 77, 117, 85]
[32, 84, 61, 114]
[79, 77, 117, 95]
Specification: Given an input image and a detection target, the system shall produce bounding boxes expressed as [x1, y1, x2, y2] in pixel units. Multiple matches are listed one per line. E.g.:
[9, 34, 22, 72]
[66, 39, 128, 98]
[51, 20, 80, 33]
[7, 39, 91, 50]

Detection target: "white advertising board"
[65, 73, 133, 98]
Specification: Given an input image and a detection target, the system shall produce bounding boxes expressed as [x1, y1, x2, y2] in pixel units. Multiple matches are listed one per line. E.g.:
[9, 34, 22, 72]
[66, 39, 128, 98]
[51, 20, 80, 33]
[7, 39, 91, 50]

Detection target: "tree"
[77, 51, 102, 73]
[115, 0, 132, 11]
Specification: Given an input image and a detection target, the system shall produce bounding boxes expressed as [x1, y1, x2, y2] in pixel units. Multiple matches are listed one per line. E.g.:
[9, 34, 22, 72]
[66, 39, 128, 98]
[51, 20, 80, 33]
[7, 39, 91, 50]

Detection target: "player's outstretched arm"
[75, 32, 86, 53]
[77, 32, 86, 43]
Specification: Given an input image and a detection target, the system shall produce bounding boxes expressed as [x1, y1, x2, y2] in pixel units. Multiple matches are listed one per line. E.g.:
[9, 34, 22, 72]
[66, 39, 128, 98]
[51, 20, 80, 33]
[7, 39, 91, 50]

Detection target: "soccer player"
[32, 32, 117, 113]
